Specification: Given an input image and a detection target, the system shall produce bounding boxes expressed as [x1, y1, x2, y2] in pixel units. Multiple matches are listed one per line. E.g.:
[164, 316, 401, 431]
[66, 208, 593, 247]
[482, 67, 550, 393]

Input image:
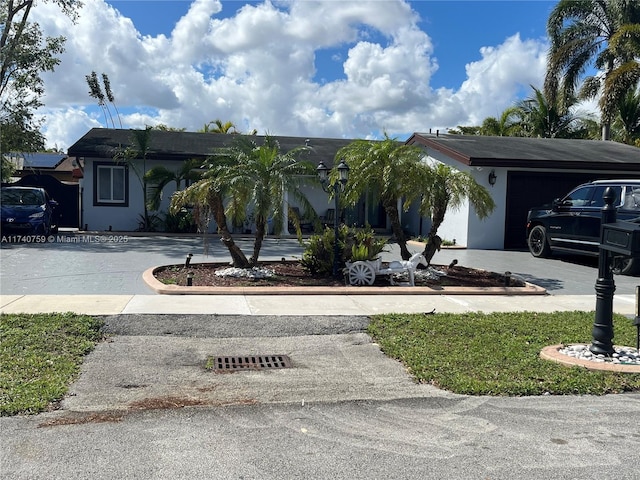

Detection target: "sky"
[29, 0, 570, 151]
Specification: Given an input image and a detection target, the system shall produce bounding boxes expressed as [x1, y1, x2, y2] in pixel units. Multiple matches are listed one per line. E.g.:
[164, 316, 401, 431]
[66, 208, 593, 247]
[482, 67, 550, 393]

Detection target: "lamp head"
[337, 158, 349, 184]
[488, 170, 497, 186]
[317, 161, 329, 184]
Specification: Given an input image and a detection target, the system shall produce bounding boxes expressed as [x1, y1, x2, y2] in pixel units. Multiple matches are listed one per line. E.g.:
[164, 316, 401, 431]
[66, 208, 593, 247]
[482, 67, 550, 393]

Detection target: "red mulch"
[154, 261, 523, 288]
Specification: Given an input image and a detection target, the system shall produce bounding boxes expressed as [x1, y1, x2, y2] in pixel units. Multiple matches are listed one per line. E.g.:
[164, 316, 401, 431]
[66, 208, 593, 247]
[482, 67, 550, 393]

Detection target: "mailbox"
[600, 221, 640, 256]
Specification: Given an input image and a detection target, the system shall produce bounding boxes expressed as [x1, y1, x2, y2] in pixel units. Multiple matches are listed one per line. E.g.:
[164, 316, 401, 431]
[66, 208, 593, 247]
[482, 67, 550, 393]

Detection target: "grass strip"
[0, 313, 103, 416]
[368, 311, 640, 396]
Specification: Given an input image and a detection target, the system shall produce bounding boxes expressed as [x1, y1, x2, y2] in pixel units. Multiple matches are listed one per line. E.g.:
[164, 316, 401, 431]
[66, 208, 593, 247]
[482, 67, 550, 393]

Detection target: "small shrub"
[347, 228, 387, 260]
[164, 208, 197, 233]
[301, 225, 387, 276]
[350, 244, 370, 261]
[136, 213, 163, 232]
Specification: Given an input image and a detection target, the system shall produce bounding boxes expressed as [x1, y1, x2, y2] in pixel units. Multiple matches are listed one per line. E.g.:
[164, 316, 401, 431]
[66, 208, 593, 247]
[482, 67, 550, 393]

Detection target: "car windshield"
[1, 189, 44, 206]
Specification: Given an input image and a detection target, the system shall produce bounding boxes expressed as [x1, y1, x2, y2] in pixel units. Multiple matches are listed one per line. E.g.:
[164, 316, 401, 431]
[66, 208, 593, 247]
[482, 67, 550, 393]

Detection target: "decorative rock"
[557, 344, 640, 366]
[214, 267, 275, 279]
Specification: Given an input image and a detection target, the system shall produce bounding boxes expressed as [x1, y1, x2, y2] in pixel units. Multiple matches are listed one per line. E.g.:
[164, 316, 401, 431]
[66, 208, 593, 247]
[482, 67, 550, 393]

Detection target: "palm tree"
[514, 85, 591, 138]
[607, 23, 640, 144]
[612, 89, 640, 144]
[545, 0, 640, 140]
[419, 163, 495, 265]
[216, 136, 317, 264]
[479, 107, 522, 136]
[447, 126, 481, 135]
[144, 158, 202, 211]
[200, 119, 238, 134]
[170, 155, 250, 267]
[337, 135, 429, 260]
[114, 127, 154, 230]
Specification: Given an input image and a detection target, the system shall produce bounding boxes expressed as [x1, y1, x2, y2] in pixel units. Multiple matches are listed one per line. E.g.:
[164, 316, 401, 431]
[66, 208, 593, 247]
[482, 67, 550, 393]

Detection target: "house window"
[94, 163, 128, 206]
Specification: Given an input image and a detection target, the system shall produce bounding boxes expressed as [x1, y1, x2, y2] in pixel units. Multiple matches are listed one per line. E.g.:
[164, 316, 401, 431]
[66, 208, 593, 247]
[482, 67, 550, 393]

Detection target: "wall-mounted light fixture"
[488, 170, 497, 186]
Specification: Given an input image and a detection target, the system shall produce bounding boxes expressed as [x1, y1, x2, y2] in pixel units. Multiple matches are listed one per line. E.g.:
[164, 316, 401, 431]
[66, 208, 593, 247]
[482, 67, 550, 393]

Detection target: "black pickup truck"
[526, 179, 640, 275]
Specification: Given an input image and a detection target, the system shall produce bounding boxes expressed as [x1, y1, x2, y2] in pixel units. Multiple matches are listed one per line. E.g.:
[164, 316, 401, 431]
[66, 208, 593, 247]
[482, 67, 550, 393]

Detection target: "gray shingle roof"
[407, 133, 640, 171]
[67, 128, 354, 168]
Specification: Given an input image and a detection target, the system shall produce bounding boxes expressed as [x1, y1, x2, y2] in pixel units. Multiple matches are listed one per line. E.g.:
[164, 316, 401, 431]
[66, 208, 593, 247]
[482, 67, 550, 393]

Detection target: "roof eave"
[406, 133, 472, 165]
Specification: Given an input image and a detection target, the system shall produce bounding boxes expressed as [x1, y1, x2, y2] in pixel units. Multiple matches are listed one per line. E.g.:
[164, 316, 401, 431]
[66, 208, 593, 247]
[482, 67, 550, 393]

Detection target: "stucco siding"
[421, 151, 504, 249]
[82, 158, 330, 233]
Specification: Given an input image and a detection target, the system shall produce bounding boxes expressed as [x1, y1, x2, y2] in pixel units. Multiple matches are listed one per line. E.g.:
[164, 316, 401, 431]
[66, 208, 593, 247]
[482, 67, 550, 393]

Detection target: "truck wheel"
[612, 256, 639, 276]
[528, 225, 551, 258]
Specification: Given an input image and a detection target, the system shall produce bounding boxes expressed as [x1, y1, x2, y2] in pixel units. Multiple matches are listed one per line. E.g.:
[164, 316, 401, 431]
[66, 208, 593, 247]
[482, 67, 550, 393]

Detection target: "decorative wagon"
[345, 252, 427, 286]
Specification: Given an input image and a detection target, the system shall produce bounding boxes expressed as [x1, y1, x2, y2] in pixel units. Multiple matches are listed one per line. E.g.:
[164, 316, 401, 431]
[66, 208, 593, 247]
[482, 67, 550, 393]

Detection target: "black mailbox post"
[599, 221, 640, 354]
[591, 187, 640, 356]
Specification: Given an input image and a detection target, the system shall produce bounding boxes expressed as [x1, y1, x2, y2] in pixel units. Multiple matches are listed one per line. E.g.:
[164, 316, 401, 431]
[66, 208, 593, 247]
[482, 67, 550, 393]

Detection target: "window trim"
[93, 162, 129, 207]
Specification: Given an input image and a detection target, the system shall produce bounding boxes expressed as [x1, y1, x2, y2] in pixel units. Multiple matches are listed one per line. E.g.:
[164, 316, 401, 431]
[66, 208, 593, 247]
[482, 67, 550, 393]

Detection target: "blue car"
[1, 186, 58, 237]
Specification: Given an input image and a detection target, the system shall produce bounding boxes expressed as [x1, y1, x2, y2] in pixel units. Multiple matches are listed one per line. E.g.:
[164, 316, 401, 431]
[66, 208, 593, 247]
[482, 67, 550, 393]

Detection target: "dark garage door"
[12, 174, 79, 228]
[504, 172, 605, 249]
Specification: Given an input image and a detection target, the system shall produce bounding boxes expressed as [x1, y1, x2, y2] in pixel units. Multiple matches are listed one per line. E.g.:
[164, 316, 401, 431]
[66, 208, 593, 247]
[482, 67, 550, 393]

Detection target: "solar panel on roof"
[21, 153, 66, 168]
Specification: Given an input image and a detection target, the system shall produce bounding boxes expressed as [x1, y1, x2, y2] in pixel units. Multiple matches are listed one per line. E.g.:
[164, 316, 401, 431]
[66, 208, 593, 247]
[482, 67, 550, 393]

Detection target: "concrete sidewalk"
[1, 292, 637, 315]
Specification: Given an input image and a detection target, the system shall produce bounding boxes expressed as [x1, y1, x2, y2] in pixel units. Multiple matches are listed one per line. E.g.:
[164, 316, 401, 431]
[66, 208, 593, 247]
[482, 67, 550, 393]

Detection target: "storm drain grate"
[212, 355, 293, 372]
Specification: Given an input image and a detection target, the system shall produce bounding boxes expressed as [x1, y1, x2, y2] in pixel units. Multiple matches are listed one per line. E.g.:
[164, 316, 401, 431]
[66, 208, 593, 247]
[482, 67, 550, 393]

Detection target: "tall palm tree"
[215, 136, 317, 265]
[545, 0, 640, 140]
[337, 135, 429, 260]
[514, 85, 591, 138]
[114, 127, 154, 230]
[419, 163, 495, 265]
[606, 23, 640, 143]
[144, 158, 202, 211]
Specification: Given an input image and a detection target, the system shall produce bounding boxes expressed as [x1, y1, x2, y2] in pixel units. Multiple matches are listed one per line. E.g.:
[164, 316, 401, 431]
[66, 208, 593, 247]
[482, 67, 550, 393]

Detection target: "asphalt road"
[3, 394, 640, 480]
[1, 232, 638, 296]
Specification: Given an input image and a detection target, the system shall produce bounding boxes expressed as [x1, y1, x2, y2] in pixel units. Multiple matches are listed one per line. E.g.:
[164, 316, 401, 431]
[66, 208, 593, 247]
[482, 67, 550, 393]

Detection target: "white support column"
[280, 190, 289, 236]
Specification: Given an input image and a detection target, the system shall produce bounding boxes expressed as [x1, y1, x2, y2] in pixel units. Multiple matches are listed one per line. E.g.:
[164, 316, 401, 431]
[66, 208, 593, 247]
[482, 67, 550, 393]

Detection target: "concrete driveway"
[1, 232, 638, 296]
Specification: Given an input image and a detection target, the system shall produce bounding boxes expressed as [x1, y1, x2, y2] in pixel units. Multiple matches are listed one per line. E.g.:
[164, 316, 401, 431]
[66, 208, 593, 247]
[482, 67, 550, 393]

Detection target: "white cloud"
[31, 0, 549, 150]
[455, 34, 548, 125]
[38, 108, 102, 151]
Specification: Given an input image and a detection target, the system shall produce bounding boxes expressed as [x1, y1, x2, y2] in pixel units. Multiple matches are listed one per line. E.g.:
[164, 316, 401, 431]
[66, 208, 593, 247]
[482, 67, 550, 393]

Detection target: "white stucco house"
[67, 128, 640, 250]
[66, 128, 354, 233]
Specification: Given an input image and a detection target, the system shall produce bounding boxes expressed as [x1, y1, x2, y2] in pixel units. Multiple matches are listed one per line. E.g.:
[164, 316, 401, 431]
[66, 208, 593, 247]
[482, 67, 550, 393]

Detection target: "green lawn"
[0, 313, 103, 416]
[368, 311, 640, 396]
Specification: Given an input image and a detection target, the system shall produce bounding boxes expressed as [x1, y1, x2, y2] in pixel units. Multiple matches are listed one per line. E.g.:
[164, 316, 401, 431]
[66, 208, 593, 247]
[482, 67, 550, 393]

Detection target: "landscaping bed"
[153, 260, 525, 288]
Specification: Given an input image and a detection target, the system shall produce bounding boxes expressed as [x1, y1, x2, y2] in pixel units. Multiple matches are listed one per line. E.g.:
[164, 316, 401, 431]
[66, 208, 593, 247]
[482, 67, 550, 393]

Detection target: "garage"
[504, 171, 600, 249]
[406, 132, 640, 250]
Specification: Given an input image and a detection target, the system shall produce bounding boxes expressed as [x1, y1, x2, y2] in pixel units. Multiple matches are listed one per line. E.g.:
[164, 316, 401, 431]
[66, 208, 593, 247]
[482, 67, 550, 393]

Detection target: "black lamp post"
[317, 158, 349, 277]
